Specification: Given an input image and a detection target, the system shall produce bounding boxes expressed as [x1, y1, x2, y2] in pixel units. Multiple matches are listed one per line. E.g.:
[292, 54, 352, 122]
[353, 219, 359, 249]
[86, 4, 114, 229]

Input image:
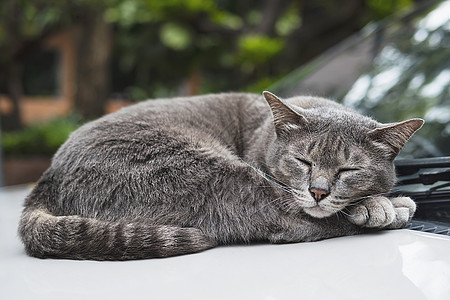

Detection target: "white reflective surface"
[1, 186, 449, 300]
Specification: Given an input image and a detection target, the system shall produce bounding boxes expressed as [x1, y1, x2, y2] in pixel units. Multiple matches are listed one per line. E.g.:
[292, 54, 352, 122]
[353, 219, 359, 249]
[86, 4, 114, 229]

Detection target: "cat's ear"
[262, 91, 307, 135]
[368, 118, 424, 157]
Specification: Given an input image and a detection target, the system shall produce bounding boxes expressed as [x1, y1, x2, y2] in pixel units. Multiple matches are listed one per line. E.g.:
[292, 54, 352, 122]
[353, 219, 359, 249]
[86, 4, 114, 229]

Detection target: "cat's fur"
[18, 92, 423, 260]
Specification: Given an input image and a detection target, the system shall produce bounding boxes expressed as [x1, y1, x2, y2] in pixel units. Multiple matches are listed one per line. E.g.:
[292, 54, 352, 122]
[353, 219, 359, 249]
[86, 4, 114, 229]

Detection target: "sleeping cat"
[18, 91, 423, 260]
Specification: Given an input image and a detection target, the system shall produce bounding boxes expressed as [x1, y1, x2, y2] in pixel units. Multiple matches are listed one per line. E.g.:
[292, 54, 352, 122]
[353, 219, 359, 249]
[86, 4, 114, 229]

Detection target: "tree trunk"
[1, 0, 23, 131]
[1, 61, 23, 131]
[73, 9, 111, 119]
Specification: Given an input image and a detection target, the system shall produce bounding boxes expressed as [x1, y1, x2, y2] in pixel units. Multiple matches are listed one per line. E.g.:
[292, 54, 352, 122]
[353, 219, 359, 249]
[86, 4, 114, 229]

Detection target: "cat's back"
[52, 93, 265, 168]
[83, 92, 262, 133]
[78, 92, 260, 131]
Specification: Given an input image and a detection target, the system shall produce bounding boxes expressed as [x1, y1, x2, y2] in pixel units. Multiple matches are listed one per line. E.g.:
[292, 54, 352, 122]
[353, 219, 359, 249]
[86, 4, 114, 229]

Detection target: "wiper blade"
[391, 186, 450, 202]
[395, 156, 450, 176]
[394, 158, 450, 226]
[393, 156, 450, 200]
[396, 169, 450, 185]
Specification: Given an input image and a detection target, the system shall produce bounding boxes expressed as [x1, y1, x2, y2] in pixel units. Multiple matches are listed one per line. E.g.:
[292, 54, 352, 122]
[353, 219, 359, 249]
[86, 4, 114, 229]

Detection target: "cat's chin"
[303, 206, 335, 218]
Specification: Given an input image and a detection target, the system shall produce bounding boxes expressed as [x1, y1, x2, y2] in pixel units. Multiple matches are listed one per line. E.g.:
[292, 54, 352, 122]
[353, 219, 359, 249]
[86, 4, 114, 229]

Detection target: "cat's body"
[19, 92, 423, 260]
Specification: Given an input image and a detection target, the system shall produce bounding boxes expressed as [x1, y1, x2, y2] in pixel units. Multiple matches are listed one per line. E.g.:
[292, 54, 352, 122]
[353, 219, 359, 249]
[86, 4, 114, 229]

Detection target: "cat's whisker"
[239, 159, 294, 193]
[278, 197, 298, 211]
[337, 192, 392, 207]
[334, 211, 341, 220]
[241, 160, 293, 187]
[283, 200, 298, 214]
[338, 209, 351, 217]
[263, 195, 289, 208]
[265, 194, 301, 212]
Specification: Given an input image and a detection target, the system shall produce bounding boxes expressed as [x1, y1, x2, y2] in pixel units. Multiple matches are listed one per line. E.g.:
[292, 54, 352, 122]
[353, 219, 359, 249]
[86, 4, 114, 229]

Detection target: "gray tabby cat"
[18, 91, 423, 260]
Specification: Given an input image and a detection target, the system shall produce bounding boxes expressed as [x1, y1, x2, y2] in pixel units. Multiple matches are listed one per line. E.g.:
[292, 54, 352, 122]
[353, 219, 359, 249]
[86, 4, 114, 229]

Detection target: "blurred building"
[0, 28, 129, 126]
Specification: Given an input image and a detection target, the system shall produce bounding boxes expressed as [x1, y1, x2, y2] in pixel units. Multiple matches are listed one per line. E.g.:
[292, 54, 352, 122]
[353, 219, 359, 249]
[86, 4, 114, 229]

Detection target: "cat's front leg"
[267, 214, 364, 244]
[386, 197, 416, 229]
[346, 196, 416, 229]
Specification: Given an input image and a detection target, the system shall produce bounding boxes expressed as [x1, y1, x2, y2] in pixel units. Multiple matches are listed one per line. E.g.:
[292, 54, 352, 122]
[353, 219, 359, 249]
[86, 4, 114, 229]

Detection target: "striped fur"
[18, 92, 423, 260]
[19, 207, 215, 260]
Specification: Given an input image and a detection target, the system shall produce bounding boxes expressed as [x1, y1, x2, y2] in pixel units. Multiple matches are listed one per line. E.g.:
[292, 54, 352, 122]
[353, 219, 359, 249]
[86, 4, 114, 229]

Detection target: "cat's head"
[262, 91, 424, 218]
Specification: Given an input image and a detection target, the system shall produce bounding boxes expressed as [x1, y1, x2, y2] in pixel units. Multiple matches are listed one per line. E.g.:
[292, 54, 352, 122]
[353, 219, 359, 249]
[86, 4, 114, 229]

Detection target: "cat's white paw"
[385, 197, 416, 229]
[346, 196, 416, 229]
[346, 196, 396, 228]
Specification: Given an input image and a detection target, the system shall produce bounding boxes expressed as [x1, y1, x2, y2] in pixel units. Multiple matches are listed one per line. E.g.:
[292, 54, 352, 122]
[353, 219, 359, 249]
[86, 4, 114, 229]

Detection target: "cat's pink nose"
[309, 176, 330, 201]
[309, 188, 329, 201]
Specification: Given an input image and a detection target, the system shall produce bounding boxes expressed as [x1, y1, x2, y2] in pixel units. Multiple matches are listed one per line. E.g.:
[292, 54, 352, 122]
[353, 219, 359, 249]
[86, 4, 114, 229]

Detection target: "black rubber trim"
[406, 220, 450, 236]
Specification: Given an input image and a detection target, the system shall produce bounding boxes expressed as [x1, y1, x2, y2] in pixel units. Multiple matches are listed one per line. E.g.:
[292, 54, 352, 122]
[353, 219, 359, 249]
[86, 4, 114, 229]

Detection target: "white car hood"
[1, 186, 449, 299]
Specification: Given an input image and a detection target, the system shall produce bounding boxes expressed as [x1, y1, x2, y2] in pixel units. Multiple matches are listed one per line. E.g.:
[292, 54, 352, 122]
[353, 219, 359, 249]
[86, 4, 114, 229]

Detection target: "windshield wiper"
[392, 156, 450, 202]
[395, 156, 450, 176]
[394, 159, 450, 228]
[396, 169, 450, 186]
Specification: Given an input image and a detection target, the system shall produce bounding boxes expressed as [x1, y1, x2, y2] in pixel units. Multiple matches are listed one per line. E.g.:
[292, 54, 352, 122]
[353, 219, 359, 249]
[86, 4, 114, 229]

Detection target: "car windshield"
[271, 0, 450, 159]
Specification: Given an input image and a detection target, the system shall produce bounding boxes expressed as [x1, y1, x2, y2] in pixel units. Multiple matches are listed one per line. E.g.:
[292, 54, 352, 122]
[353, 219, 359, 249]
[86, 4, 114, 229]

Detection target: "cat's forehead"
[285, 128, 372, 169]
[288, 105, 379, 137]
[297, 105, 375, 128]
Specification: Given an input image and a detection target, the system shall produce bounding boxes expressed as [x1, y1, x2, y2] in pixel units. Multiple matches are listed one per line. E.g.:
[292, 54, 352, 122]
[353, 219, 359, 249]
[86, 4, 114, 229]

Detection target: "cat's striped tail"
[18, 207, 216, 260]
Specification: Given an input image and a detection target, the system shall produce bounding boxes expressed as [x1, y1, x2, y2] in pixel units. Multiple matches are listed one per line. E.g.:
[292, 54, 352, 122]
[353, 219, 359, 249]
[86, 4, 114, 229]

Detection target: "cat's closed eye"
[295, 157, 312, 169]
[337, 167, 360, 178]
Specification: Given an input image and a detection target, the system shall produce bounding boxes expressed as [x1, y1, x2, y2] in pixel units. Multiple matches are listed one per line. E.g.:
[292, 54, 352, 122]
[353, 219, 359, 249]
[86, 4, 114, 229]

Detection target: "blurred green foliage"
[275, 8, 302, 36]
[367, 0, 414, 18]
[0, 0, 418, 100]
[0, 0, 423, 154]
[238, 35, 284, 69]
[160, 22, 192, 50]
[2, 116, 82, 156]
